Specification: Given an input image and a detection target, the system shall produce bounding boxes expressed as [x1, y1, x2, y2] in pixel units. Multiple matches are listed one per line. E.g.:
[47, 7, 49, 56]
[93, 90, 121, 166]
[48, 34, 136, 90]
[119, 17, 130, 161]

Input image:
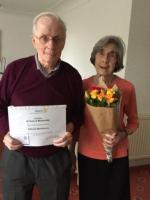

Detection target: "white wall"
[0, 12, 34, 65]
[126, 0, 150, 115]
[59, 0, 133, 79]
[0, 0, 132, 77]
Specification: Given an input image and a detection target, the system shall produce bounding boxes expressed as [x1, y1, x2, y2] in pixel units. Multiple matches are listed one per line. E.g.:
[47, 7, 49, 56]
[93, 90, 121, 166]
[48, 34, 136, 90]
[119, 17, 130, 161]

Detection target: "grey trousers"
[2, 147, 71, 200]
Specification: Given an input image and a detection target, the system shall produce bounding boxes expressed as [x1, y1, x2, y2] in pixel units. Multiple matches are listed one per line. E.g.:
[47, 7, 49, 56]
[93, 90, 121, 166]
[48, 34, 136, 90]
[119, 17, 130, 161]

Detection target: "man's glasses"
[34, 35, 64, 45]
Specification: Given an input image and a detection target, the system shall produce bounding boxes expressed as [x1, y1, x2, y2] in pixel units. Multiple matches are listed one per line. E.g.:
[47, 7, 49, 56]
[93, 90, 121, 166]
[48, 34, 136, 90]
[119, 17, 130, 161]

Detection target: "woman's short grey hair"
[90, 35, 126, 72]
[32, 11, 66, 37]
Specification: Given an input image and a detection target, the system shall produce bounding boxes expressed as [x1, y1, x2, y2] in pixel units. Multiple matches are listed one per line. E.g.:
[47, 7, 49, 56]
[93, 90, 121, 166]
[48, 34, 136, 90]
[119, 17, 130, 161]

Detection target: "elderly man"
[0, 12, 84, 200]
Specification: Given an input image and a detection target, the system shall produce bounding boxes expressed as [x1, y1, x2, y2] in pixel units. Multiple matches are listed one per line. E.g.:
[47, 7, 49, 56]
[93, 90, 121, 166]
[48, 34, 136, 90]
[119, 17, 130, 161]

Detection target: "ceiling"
[0, 0, 68, 15]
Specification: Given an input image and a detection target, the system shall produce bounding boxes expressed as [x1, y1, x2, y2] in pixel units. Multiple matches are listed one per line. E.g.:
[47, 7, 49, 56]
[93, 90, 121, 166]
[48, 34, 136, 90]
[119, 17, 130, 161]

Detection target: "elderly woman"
[78, 35, 139, 200]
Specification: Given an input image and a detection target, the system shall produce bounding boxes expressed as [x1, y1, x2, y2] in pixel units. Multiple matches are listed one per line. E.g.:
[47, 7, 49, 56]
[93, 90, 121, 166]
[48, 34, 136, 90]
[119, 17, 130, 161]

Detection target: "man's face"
[32, 16, 66, 69]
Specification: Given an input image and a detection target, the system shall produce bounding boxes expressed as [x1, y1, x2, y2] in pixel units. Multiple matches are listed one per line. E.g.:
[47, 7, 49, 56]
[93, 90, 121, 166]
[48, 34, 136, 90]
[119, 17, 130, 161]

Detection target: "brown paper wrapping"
[86, 103, 119, 135]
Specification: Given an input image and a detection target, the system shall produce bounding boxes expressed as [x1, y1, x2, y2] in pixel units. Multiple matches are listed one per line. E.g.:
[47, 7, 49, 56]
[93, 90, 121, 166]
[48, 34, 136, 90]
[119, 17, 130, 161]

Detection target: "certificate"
[8, 105, 66, 146]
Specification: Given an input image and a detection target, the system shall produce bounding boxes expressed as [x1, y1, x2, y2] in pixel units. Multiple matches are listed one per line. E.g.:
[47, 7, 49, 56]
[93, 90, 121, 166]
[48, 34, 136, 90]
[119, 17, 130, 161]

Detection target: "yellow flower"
[85, 85, 120, 107]
[106, 97, 115, 105]
[90, 89, 98, 99]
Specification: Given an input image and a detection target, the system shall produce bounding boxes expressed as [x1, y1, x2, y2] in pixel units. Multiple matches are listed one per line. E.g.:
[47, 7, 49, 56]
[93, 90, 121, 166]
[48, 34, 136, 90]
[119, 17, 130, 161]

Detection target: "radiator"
[129, 115, 150, 161]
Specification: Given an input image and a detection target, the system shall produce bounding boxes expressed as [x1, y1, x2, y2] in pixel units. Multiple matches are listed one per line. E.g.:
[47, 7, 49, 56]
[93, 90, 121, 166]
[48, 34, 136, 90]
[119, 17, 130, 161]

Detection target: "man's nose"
[46, 39, 55, 47]
[47, 38, 54, 43]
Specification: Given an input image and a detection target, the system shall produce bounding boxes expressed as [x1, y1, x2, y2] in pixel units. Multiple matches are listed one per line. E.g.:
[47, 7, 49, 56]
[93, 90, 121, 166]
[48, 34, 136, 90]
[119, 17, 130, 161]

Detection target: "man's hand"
[53, 122, 74, 147]
[3, 132, 23, 150]
[53, 132, 72, 147]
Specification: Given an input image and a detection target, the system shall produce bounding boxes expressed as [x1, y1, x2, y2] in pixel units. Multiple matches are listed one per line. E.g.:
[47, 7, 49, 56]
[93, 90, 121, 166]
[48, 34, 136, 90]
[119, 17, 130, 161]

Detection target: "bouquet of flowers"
[85, 83, 120, 162]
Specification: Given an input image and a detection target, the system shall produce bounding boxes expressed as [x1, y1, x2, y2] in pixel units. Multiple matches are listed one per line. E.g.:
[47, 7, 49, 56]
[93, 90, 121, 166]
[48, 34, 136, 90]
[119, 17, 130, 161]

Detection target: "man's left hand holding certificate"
[8, 105, 66, 146]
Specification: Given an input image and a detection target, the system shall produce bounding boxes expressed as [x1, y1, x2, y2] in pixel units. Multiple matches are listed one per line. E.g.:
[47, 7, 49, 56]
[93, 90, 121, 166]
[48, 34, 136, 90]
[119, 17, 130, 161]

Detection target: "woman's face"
[94, 43, 118, 76]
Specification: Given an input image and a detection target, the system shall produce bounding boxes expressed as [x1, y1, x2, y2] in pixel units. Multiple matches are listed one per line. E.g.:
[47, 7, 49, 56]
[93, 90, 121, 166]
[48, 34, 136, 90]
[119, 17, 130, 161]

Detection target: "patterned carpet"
[69, 173, 79, 200]
[130, 164, 150, 200]
[69, 165, 150, 200]
[0, 165, 149, 200]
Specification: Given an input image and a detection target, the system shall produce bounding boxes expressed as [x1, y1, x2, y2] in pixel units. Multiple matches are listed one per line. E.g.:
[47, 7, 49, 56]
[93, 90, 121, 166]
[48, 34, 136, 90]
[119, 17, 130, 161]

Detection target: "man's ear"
[32, 36, 36, 49]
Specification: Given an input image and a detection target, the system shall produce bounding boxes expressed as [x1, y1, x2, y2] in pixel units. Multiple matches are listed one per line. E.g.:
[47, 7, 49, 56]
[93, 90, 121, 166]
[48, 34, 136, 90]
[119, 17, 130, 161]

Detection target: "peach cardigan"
[78, 75, 139, 159]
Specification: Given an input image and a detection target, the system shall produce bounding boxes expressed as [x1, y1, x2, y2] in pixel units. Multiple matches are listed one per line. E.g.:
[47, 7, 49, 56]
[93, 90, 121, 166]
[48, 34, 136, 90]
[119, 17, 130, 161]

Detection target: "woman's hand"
[3, 132, 23, 150]
[102, 131, 127, 148]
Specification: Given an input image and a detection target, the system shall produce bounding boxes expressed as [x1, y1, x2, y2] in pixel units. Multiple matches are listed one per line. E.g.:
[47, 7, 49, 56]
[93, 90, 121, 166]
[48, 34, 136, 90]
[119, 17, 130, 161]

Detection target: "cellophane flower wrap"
[85, 82, 120, 162]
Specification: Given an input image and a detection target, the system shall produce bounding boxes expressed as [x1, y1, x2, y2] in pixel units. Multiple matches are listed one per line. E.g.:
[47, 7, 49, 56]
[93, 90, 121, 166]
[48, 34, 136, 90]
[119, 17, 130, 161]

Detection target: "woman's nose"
[102, 54, 109, 63]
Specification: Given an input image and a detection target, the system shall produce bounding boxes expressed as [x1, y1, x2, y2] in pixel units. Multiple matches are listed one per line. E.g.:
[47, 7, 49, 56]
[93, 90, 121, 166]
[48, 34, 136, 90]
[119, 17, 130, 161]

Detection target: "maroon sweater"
[0, 56, 84, 157]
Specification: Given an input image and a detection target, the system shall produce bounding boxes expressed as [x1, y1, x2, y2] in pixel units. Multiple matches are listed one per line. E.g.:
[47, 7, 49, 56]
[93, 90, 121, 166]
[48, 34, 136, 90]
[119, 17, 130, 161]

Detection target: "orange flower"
[85, 86, 120, 107]
[90, 89, 98, 99]
[97, 89, 105, 101]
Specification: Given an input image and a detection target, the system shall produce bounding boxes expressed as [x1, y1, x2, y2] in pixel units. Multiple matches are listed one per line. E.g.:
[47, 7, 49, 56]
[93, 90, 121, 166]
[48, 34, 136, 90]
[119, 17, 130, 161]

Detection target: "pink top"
[78, 75, 139, 159]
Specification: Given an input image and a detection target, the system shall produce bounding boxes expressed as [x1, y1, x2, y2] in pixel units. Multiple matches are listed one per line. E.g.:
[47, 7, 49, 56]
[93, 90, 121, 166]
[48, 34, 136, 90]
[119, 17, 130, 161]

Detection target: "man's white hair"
[32, 11, 66, 36]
